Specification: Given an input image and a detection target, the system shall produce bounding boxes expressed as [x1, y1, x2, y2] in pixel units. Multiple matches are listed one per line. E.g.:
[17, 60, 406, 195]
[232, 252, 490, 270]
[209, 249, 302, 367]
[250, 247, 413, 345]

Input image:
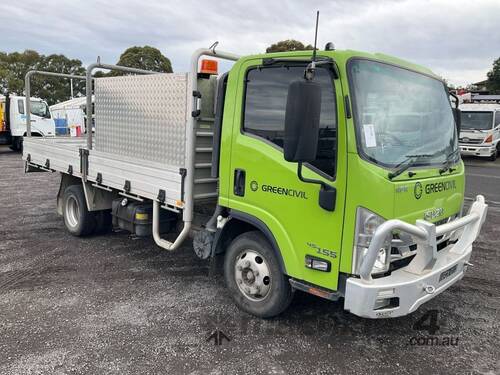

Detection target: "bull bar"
[344, 195, 488, 318]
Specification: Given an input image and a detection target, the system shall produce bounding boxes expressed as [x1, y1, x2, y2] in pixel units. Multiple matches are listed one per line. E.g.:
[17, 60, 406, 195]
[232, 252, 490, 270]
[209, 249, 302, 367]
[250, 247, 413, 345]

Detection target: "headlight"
[352, 207, 390, 276]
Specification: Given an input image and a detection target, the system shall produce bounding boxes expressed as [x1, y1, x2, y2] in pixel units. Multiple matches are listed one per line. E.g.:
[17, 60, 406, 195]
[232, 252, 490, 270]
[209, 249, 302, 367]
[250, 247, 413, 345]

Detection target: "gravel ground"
[0, 145, 499, 375]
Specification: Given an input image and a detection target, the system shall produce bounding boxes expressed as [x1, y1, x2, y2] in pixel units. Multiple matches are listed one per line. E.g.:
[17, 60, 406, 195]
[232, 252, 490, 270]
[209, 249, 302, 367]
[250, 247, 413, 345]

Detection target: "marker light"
[200, 59, 218, 75]
[305, 255, 331, 272]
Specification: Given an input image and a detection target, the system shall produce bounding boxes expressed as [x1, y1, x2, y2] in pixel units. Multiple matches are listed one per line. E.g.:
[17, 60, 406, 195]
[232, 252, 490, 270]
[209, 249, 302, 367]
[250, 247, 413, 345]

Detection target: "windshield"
[30, 101, 50, 118]
[349, 59, 457, 168]
[460, 111, 493, 130]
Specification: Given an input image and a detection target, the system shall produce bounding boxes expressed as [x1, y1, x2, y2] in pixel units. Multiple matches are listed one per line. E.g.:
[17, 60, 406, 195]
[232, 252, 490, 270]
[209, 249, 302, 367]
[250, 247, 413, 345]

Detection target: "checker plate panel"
[94, 73, 190, 167]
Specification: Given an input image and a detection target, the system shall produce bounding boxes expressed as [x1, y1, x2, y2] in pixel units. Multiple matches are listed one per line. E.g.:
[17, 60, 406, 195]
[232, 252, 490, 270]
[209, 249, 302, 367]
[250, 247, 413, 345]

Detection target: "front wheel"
[224, 231, 293, 318]
[9, 137, 22, 152]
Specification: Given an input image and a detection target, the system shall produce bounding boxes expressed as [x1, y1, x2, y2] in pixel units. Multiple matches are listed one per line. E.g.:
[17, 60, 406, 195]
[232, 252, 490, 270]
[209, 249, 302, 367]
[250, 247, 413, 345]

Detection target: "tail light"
[484, 134, 493, 143]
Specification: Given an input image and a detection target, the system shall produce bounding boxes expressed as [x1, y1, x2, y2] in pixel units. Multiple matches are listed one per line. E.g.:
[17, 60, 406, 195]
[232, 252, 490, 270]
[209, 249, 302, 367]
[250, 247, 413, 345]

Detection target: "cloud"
[0, 0, 498, 85]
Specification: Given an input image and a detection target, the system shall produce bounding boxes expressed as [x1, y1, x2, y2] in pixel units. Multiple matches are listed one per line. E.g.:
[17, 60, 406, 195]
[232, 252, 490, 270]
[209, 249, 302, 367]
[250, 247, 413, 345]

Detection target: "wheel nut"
[254, 270, 259, 277]
[237, 279, 242, 284]
[237, 265, 242, 271]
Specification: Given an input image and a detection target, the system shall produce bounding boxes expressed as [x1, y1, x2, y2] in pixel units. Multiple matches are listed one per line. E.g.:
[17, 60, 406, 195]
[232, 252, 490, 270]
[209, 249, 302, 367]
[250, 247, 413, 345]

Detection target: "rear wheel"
[62, 185, 96, 236]
[224, 231, 293, 318]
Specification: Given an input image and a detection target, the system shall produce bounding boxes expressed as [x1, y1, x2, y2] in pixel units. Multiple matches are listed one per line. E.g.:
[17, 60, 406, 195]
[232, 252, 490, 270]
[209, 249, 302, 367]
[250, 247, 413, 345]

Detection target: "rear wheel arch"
[212, 210, 287, 274]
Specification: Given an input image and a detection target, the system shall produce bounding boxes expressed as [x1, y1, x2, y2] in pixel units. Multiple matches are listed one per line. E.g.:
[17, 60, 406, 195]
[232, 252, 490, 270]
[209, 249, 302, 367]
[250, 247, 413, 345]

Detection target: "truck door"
[225, 58, 347, 291]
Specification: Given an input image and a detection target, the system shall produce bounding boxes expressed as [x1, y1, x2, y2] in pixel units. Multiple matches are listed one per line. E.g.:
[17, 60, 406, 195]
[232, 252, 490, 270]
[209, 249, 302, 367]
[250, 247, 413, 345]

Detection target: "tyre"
[9, 137, 22, 152]
[94, 209, 113, 234]
[62, 185, 96, 236]
[224, 231, 293, 318]
[489, 151, 497, 162]
[17, 137, 23, 153]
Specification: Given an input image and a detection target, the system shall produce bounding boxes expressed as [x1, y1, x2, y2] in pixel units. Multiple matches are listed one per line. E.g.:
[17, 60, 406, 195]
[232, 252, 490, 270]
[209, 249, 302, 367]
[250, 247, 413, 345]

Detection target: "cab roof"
[460, 103, 500, 111]
[241, 49, 440, 80]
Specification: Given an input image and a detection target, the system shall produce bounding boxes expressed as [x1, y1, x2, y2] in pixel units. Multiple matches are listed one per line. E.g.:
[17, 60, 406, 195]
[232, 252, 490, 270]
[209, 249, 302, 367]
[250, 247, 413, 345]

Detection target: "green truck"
[22, 45, 487, 319]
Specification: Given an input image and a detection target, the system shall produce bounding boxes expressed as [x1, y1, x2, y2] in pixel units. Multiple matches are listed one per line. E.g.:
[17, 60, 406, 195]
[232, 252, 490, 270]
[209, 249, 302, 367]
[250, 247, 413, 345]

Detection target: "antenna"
[312, 11, 319, 62]
[305, 11, 320, 80]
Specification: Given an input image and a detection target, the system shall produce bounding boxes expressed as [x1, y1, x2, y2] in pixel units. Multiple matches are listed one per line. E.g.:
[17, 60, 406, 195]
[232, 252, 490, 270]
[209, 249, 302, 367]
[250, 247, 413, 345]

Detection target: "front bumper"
[343, 195, 487, 319]
[460, 144, 496, 157]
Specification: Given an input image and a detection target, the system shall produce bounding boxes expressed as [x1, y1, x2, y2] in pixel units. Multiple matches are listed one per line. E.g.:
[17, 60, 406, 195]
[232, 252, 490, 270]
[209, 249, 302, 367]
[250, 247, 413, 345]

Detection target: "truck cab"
[459, 103, 500, 161]
[0, 94, 55, 150]
[214, 49, 485, 318]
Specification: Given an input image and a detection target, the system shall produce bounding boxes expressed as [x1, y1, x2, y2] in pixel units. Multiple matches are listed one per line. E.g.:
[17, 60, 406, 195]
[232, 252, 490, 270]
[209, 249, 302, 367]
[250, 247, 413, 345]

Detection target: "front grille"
[390, 214, 456, 260]
[434, 217, 449, 226]
[459, 138, 483, 145]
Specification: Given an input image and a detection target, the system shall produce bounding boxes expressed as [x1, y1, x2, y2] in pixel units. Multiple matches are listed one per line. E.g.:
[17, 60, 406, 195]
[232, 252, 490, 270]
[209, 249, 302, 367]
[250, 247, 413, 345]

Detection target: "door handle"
[234, 169, 246, 197]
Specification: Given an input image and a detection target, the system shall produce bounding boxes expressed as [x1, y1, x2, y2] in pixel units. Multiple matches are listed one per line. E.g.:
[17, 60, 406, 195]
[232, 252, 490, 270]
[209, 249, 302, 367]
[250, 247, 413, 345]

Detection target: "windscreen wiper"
[387, 154, 432, 180]
[439, 149, 460, 175]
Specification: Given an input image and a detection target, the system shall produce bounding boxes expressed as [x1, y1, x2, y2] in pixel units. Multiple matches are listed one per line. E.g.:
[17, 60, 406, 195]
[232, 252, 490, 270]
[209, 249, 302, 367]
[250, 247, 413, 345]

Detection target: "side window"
[243, 66, 337, 178]
[495, 111, 500, 127]
[18, 99, 25, 114]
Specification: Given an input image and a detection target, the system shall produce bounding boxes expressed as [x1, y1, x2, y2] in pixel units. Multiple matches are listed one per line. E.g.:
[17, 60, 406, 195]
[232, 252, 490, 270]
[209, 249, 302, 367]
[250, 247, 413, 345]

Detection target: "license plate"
[439, 264, 458, 282]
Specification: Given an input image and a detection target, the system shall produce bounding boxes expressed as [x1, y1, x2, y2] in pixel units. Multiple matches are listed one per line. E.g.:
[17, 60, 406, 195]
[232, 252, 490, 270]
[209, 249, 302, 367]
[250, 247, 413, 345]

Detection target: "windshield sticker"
[363, 124, 377, 147]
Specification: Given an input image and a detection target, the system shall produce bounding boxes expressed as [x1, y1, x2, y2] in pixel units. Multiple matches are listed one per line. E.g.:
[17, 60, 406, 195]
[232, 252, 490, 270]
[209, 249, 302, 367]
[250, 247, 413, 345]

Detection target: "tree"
[36, 54, 86, 105]
[115, 46, 172, 74]
[266, 39, 314, 53]
[0, 50, 86, 105]
[486, 57, 500, 94]
[0, 46, 173, 105]
[0, 50, 42, 95]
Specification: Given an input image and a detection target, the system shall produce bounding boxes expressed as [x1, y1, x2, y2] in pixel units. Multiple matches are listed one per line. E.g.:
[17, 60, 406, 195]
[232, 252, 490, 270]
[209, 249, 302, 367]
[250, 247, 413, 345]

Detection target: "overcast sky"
[1, 0, 498, 86]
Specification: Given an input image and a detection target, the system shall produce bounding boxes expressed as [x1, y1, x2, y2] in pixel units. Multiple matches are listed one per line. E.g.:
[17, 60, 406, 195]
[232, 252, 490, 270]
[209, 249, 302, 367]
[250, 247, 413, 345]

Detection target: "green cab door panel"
[221, 57, 347, 291]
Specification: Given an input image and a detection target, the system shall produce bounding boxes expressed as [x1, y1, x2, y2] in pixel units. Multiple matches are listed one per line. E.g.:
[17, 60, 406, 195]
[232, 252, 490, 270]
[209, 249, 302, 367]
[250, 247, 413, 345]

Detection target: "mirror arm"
[297, 163, 336, 212]
[297, 162, 327, 189]
[304, 59, 336, 81]
[449, 91, 459, 109]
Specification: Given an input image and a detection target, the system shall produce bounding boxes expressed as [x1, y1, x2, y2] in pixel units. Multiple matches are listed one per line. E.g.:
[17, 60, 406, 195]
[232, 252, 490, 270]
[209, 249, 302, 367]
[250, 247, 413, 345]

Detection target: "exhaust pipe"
[152, 200, 190, 251]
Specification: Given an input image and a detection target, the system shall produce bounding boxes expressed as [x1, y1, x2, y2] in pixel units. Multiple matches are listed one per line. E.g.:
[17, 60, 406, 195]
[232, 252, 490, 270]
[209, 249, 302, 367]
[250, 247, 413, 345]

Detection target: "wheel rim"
[234, 249, 272, 301]
[65, 196, 80, 228]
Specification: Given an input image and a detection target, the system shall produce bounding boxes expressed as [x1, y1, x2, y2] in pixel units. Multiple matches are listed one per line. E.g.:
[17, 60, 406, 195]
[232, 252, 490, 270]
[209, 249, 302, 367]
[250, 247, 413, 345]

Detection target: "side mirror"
[283, 79, 336, 212]
[284, 79, 322, 162]
[452, 108, 461, 135]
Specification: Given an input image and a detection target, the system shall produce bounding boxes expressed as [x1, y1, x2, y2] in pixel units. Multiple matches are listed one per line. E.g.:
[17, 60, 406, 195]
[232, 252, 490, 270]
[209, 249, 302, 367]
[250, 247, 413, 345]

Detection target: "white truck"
[459, 103, 500, 161]
[0, 94, 56, 151]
